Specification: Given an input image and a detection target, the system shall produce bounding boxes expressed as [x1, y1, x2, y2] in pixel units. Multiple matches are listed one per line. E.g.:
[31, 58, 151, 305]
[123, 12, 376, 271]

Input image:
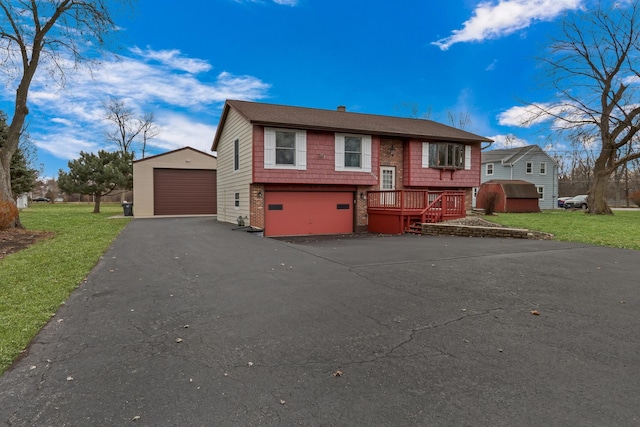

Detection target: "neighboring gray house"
[476, 145, 559, 210]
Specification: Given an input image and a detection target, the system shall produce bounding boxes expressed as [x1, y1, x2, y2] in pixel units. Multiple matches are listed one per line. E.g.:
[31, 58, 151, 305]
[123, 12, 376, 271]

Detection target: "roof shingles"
[212, 100, 492, 150]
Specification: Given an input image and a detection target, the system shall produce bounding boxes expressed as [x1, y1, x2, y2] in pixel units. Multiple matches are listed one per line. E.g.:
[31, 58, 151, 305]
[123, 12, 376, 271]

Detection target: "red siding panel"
[253, 128, 378, 186]
[153, 169, 217, 215]
[405, 141, 481, 188]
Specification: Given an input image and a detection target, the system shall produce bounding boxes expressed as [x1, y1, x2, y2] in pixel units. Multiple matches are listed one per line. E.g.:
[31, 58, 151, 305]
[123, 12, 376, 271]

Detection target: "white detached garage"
[133, 147, 217, 217]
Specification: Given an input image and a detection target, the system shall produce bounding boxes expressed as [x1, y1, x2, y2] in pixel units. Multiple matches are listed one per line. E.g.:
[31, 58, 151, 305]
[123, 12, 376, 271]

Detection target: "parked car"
[564, 194, 588, 209]
[32, 197, 50, 202]
[557, 197, 572, 208]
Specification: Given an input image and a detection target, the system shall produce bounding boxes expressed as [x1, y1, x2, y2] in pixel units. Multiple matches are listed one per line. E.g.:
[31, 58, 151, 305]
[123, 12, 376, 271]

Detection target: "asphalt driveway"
[1, 217, 639, 426]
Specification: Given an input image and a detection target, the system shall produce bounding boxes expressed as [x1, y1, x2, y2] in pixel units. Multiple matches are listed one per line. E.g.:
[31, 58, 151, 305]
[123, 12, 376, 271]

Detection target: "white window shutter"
[296, 130, 307, 170]
[464, 145, 471, 170]
[264, 128, 275, 169]
[363, 135, 372, 172]
[422, 142, 429, 168]
[335, 134, 345, 171]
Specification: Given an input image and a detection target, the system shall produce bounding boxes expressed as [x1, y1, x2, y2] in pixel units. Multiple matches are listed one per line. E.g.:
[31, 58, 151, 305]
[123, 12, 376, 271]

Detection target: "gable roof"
[133, 146, 216, 164]
[481, 145, 554, 165]
[212, 100, 492, 150]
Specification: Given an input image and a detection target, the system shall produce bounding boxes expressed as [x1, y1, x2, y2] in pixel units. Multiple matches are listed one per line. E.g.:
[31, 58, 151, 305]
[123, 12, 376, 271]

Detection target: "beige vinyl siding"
[133, 148, 217, 217]
[216, 108, 253, 224]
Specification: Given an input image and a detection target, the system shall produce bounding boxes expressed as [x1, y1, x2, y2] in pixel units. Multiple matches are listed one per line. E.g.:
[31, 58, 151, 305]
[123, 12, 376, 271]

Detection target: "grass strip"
[0, 203, 130, 374]
[483, 209, 640, 250]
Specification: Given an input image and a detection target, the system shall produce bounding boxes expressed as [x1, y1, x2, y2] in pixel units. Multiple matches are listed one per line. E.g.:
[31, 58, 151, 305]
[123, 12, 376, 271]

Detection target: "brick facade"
[249, 184, 265, 228]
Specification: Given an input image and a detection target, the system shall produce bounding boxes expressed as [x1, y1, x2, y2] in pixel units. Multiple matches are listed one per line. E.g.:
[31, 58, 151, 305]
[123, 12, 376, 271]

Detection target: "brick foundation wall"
[249, 184, 265, 228]
[355, 186, 370, 230]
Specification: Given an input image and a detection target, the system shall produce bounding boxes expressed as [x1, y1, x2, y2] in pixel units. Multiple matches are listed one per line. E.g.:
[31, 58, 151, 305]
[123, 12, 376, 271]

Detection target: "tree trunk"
[590, 169, 613, 214]
[0, 148, 21, 228]
[93, 194, 102, 213]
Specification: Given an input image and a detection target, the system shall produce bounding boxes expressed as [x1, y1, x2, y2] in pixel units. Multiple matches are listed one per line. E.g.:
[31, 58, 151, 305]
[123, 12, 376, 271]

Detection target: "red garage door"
[264, 192, 354, 237]
[153, 169, 216, 215]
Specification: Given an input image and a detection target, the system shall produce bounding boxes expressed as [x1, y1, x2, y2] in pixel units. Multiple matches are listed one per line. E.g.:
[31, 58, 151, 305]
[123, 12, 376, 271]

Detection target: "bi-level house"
[212, 100, 492, 236]
[480, 145, 559, 210]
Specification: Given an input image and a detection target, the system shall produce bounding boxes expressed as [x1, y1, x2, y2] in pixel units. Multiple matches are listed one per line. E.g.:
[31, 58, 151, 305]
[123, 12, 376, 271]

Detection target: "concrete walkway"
[1, 217, 639, 426]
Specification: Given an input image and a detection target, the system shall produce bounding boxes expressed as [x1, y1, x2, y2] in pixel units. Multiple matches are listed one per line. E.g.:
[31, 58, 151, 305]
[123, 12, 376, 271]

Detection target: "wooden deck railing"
[367, 190, 466, 227]
[367, 190, 443, 211]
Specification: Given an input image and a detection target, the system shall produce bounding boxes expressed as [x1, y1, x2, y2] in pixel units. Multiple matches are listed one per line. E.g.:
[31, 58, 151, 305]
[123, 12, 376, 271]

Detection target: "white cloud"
[488, 134, 529, 149]
[432, 0, 584, 50]
[234, 0, 298, 5]
[149, 112, 218, 153]
[0, 47, 270, 169]
[36, 134, 102, 163]
[497, 104, 556, 127]
[497, 102, 608, 132]
[129, 47, 212, 73]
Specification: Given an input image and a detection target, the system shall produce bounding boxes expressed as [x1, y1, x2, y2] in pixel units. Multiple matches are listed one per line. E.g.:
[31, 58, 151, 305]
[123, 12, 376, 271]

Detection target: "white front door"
[381, 166, 396, 191]
[380, 166, 396, 205]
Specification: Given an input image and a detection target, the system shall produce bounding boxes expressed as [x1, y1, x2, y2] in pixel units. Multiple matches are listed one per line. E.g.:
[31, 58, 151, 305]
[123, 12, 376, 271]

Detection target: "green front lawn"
[0, 203, 130, 374]
[484, 209, 640, 250]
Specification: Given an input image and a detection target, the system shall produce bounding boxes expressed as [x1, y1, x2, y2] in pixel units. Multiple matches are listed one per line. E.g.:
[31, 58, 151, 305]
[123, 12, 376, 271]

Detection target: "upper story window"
[526, 162, 533, 174]
[335, 133, 371, 172]
[540, 162, 547, 175]
[422, 142, 471, 170]
[264, 127, 307, 170]
[344, 136, 362, 168]
[275, 130, 296, 165]
[486, 163, 494, 175]
[234, 139, 239, 171]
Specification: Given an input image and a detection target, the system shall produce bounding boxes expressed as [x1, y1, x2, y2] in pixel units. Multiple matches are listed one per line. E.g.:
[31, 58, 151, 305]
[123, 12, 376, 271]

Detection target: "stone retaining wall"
[421, 223, 544, 239]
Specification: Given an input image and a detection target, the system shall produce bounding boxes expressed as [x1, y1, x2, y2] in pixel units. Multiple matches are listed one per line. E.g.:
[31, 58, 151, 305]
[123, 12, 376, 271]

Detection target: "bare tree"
[447, 111, 471, 130]
[529, 1, 640, 214]
[104, 99, 159, 159]
[140, 112, 159, 159]
[0, 0, 131, 227]
[395, 103, 432, 120]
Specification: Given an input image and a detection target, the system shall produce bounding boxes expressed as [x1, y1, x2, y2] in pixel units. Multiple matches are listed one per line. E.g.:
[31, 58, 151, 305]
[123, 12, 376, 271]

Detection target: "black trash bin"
[122, 202, 133, 217]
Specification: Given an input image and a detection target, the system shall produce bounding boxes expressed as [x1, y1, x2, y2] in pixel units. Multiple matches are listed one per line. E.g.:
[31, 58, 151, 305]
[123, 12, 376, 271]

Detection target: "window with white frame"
[540, 162, 547, 175]
[335, 133, 371, 172]
[234, 192, 240, 208]
[486, 163, 494, 175]
[234, 139, 239, 171]
[264, 127, 307, 170]
[422, 142, 471, 170]
[537, 186, 544, 200]
[526, 162, 533, 174]
[345, 136, 362, 168]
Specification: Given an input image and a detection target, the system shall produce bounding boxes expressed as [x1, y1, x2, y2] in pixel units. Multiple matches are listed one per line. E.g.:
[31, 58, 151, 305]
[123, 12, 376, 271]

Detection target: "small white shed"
[16, 194, 28, 209]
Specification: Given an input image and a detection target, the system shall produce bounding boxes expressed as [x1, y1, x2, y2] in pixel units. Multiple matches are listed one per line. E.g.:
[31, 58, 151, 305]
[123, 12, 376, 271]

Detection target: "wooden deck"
[367, 190, 466, 234]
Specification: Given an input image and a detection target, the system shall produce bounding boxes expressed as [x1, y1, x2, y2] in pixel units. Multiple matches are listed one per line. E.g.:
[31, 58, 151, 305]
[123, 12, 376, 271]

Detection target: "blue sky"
[0, 0, 601, 177]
